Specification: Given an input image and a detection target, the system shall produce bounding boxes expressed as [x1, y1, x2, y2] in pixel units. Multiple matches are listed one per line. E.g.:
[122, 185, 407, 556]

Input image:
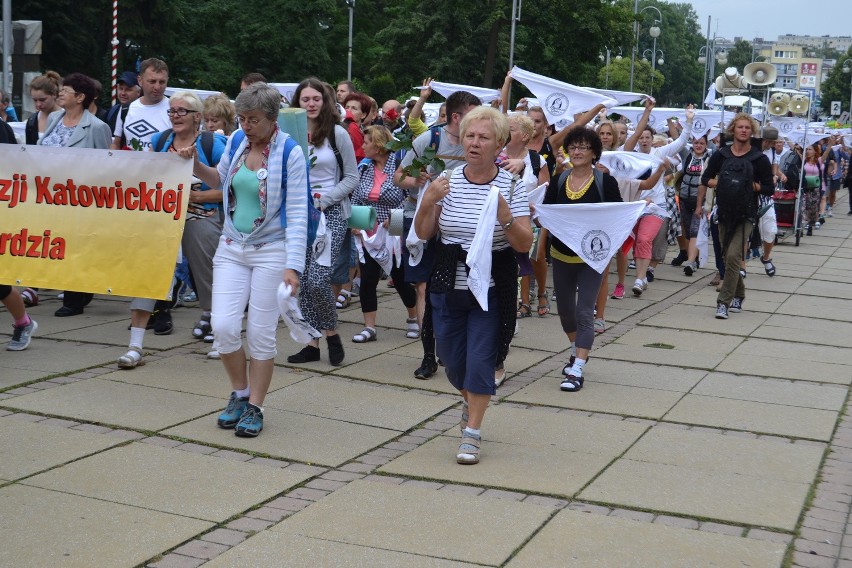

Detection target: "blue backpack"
[228, 130, 320, 245]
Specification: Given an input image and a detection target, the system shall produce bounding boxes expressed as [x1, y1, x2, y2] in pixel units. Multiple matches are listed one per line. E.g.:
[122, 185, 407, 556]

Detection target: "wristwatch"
[503, 217, 515, 231]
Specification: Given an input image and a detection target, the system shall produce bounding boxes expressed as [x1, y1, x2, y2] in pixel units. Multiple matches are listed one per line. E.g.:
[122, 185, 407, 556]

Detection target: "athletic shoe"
[827, 207, 833, 218]
[235, 404, 264, 437]
[20, 288, 38, 307]
[646, 267, 655, 282]
[730, 297, 743, 313]
[632, 279, 646, 296]
[684, 261, 698, 276]
[611, 283, 625, 299]
[7, 319, 37, 351]
[414, 356, 438, 380]
[670, 250, 687, 266]
[594, 319, 606, 334]
[628, 259, 636, 269]
[715, 303, 729, 319]
[207, 349, 220, 360]
[815, 221, 821, 230]
[217, 392, 249, 428]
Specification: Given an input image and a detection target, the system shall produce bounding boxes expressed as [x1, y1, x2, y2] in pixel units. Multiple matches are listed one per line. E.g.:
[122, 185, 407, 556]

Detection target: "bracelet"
[503, 217, 515, 231]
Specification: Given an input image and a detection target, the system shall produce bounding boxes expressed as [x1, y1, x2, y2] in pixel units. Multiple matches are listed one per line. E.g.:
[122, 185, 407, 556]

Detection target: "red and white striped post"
[110, 0, 118, 106]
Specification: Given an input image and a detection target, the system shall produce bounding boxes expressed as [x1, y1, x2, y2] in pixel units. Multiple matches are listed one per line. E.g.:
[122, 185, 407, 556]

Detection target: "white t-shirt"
[114, 98, 170, 151]
[764, 146, 789, 166]
[438, 167, 528, 289]
[308, 141, 338, 198]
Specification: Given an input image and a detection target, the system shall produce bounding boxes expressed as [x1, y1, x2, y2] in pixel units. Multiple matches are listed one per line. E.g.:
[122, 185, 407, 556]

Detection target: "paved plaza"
[2, 193, 852, 567]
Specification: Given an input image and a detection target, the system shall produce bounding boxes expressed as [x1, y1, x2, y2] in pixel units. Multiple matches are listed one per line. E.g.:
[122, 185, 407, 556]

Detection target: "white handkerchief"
[696, 214, 709, 269]
[527, 183, 547, 206]
[429, 81, 501, 104]
[312, 212, 331, 267]
[510, 66, 617, 129]
[406, 180, 430, 266]
[361, 225, 394, 276]
[465, 186, 500, 310]
[534, 201, 647, 273]
[586, 87, 644, 106]
[598, 151, 663, 180]
[277, 283, 322, 344]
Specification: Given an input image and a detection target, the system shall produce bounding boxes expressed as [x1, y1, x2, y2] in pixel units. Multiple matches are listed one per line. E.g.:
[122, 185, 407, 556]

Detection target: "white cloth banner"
[611, 107, 721, 138]
[277, 283, 322, 344]
[465, 186, 500, 310]
[587, 87, 644, 106]
[785, 130, 830, 147]
[428, 81, 501, 104]
[510, 66, 617, 129]
[164, 87, 220, 101]
[534, 201, 648, 274]
[598, 151, 663, 180]
[406, 180, 430, 266]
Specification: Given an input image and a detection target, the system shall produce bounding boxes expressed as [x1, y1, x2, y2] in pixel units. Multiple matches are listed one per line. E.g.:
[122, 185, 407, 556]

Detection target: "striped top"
[438, 166, 528, 289]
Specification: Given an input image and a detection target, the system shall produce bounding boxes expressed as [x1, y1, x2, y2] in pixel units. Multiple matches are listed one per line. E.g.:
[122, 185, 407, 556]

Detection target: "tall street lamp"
[843, 59, 852, 117]
[643, 48, 664, 96]
[698, 41, 728, 108]
[630, 4, 662, 94]
[346, 0, 355, 81]
[599, 47, 623, 90]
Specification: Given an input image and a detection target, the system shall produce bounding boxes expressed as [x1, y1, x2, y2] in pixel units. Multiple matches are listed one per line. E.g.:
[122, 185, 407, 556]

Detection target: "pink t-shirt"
[368, 170, 387, 202]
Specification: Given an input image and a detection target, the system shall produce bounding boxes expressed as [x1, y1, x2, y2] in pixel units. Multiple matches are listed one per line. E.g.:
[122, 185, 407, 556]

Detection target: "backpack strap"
[429, 124, 442, 151]
[528, 149, 541, 179]
[153, 129, 174, 153]
[278, 136, 299, 229]
[227, 130, 246, 163]
[556, 167, 606, 201]
[199, 130, 215, 165]
[328, 129, 345, 182]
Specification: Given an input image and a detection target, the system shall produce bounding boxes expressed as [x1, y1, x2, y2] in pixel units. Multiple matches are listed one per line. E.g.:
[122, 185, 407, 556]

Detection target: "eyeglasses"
[566, 145, 592, 153]
[59, 87, 79, 96]
[237, 115, 266, 127]
[167, 108, 198, 117]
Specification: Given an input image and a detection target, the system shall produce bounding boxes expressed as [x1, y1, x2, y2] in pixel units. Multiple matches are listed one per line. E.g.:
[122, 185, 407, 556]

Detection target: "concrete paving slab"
[626, 426, 824, 484]
[664, 393, 838, 440]
[741, 275, 807, 294]
[730, 337, 852, 367]
[7, 300, 127, 337]
[680, 287, 790, 313]
[205, 531, 480, 568]
[164, 407, 399, 467]
[1, 378, 222, 431]
[639, 303, 771, 336]
[263, 376, 454, 430]
[0, 418, 124, 480]
[717, 352, 852, 385]
[612, 327, 744, 354]
[0, 339, 119, 374]
[798, 278, 852, 300]
[0, 484, 212, 568]
[751, 313, 852, 348]
[273, 480, 552, 566]
[692, 372, 846, 411]
[811, 271, 852, 285]
[0, 366, 49, 389]
[381, 406, 645, 496]
[778, 294, 852, 322]
[509, 375, 684, 419]
[506, 509, 785, 568]
[47, 309, 201, 350]
[24, 442, 310, 522]
[591, 342, 725, 370]
[507, 322, 568, 353]
[102, 353, 313, 398]
[580, 457, 809, 530]
[329, 352, 458, 394]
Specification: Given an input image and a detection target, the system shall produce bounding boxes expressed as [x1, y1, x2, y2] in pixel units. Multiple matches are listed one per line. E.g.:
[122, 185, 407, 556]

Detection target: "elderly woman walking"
[185, 83, 308, 437]
[415, 107, 532, 465]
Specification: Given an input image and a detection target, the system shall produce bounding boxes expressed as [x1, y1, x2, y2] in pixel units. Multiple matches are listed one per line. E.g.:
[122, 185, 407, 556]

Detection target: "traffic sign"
[831, 101, 842, 116]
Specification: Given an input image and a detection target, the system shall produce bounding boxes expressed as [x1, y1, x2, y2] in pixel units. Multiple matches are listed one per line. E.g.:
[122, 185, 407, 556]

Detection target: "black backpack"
[780, 150, 801, 192]
[714, 146, 760, 224]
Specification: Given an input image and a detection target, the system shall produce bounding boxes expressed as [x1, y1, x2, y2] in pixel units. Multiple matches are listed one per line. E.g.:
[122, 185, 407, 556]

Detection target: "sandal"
[537, 293, 551, 317]
[335, 290, 352, 309]
[516, 303, 532, 319]
[192, 318, 212, 340]
[352, 327, 377, 343]
[760, 257, 776, 277]
[560, 375, 584, 392]
[739, 269, 747, 280]
[405, 317, 420, 339]
[118, 346, 144, 369]
[456, 435, 481, 465]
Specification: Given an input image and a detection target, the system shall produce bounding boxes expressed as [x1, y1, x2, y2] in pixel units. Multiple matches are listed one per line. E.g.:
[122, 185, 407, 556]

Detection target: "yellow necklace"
[565, 171, 594, 200]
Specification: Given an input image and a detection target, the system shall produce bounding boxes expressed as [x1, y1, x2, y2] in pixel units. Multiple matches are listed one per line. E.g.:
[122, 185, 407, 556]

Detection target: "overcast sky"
[685, 0, 850, 42]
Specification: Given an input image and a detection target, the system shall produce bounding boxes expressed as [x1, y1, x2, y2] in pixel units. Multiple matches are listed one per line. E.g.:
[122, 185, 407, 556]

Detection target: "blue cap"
[118, 71, 138, 88]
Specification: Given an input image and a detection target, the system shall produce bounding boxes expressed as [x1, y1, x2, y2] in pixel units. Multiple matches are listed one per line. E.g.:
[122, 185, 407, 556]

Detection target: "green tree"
[724, 40, 754, 75]
[819, 49, 852, 115]
[598, 56, 663, 94]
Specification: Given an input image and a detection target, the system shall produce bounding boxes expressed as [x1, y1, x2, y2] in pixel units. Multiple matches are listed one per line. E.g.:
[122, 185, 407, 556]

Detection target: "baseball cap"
[118, 71, 138, 88]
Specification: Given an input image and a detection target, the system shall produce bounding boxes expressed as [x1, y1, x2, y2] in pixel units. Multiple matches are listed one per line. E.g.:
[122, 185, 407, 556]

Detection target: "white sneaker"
[631, 279, 645, 296]
[207, 349, 221, 360]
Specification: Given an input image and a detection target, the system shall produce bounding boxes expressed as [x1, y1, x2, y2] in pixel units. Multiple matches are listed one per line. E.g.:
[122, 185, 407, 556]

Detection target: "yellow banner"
[0, 145, 193, 299]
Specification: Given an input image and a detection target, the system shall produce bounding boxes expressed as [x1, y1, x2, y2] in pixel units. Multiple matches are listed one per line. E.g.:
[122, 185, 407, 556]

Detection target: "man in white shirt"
[111, 58, 170, 151]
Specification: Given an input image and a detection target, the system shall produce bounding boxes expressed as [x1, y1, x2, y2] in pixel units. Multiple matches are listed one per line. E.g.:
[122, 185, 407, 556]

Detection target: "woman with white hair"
[415, 106, 532, 465]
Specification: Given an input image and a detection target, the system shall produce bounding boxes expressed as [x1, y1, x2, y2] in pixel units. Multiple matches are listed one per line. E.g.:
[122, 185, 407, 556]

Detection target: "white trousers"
[211, 236, 286, 360]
